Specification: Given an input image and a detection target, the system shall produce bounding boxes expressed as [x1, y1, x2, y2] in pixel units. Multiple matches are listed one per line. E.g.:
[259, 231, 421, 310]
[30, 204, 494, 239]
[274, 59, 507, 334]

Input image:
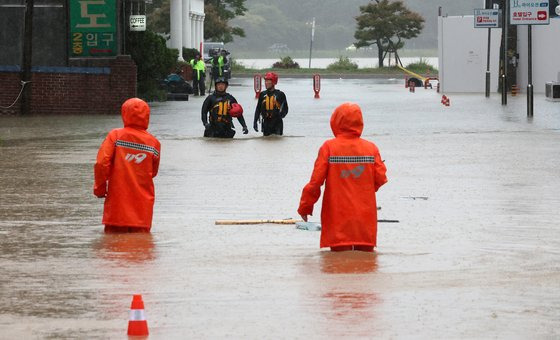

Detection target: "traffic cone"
[127, 294, 149, 336]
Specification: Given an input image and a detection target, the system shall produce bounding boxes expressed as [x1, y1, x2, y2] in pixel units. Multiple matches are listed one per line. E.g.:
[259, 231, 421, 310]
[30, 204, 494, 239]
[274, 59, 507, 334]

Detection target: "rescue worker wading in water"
[94, 98, 161, 233]
[201, 78, 248, 138]
[298, 102, 387, 252]
[253, 72, 288, 136]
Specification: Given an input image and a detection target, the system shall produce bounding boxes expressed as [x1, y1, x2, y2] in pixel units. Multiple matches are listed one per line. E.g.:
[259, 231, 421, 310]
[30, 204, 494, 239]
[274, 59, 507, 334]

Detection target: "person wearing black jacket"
[201, 78, 248, 138]
[253, 72, 289, 136]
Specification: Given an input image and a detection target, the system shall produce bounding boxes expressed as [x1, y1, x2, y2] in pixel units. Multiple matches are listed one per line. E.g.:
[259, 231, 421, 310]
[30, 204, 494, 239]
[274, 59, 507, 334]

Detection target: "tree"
[146, 0, 247, 43]
[204, 0, 247, 43]
[126, 30, 178, 100]
[354, 0, 424, 68]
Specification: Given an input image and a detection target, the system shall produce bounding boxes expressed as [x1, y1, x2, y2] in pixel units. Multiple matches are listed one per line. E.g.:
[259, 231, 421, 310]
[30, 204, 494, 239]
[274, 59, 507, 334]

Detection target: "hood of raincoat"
[330, 102, 363, 138]
[121, 98, 150, 130]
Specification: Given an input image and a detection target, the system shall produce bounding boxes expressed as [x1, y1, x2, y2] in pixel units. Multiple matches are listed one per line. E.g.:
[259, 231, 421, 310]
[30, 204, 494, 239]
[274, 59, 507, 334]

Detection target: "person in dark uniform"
[201, 78, 248, 138]
[253, 72, 288, 136]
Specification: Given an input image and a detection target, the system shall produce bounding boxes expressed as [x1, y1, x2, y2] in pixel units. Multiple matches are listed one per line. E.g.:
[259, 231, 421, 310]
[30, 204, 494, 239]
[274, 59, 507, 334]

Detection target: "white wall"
[438, 15, 501, 93]
[439, 16, 560, 93]
[516, 20, 560, 92]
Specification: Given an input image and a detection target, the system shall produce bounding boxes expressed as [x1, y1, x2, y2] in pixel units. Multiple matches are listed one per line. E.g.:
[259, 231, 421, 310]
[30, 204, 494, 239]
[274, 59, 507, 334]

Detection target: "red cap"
[264, 72, 278, 85]
[229, 103, 243, 117]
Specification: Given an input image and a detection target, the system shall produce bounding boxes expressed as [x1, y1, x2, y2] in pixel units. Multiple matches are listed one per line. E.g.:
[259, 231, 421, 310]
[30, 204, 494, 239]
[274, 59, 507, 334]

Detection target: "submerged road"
[1, 78, 559, 338]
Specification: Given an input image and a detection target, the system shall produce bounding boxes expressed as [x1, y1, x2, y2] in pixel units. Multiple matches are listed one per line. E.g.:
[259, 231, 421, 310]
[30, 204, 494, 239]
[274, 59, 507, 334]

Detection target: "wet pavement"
[1, 78, 559, 338]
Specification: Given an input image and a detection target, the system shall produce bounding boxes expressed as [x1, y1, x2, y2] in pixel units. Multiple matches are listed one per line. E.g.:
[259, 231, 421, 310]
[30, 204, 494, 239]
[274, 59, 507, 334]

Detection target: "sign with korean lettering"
[129, 15, 146, 31]
[474, 9, 502, 28]
[70, 0, 117, 57]
[510, 0, 550, 25]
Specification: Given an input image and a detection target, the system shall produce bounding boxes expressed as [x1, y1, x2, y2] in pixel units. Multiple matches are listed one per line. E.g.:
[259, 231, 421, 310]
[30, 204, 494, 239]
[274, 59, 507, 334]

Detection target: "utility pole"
[501, 0, 508, 105]
[21, 0, 34, 115]
[527, 24, 533, 117]
[308, 17, 315, 69]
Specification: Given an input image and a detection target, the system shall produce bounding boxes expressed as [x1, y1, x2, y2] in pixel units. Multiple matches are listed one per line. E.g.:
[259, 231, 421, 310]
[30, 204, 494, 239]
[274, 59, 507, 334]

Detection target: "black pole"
[527, 25, 533, 117]
[21, 0, 34, 115]
[501, 0, 508, 105]
[486, 27, 491, 98]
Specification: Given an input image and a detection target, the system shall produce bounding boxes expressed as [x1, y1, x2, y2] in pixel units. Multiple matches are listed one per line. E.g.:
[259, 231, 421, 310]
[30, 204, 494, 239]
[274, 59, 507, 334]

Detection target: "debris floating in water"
[295, 222, 322, 231]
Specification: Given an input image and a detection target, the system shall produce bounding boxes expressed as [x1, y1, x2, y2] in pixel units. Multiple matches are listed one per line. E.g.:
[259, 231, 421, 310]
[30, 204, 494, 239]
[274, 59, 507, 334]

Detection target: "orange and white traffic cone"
[127, 294, 149, 336]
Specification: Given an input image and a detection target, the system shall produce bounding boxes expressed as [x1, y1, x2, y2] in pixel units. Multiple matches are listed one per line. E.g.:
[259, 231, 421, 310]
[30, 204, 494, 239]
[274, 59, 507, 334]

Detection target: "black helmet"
[215, 77, 228, 86]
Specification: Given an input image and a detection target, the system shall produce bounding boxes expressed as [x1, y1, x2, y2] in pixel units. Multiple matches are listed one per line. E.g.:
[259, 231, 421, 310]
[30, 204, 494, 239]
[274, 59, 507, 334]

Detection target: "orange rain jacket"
[298, 103, 387, 248]
[94, 98, 161, 230]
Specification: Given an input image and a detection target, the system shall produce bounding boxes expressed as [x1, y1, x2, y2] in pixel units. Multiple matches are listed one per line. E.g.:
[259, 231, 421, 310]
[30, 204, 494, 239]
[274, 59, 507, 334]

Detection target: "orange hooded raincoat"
[94, 98, 161, 230]
[298, 103, 387, 248]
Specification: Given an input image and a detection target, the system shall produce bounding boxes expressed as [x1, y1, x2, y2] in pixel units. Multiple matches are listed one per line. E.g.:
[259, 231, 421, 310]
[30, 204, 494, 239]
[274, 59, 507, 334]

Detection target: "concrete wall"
[438, 15, 502, 93]
[516, 21, 560, 92]
[439, 15, 560, 93]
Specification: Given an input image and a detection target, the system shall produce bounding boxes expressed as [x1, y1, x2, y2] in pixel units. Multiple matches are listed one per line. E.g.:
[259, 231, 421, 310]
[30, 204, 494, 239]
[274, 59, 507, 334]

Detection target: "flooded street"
[1, 78, 559, 338]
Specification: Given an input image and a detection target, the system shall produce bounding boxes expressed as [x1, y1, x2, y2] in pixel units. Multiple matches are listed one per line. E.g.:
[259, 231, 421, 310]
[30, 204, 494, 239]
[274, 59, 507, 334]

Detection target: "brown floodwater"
[1, 78, 559, 338]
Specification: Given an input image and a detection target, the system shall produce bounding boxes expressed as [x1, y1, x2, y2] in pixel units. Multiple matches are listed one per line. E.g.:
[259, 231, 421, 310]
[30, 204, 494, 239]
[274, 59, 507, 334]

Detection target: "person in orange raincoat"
[94, 98, 161, 233]
[298, 102, 387, 252]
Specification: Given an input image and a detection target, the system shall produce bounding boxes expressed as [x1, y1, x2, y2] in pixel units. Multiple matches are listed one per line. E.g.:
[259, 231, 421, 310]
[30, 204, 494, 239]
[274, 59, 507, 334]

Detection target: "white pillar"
[195, 16, 200, 51]
[190, 13, 196, 50]
[170, 0, 184, 60]
[182, 0, 191, 50]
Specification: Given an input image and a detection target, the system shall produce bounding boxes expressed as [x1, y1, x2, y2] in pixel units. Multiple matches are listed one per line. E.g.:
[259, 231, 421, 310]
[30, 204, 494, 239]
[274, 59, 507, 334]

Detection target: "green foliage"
[147, 0, 170, 33]
[354, 0, 424, 67]
[406, 57, 438, 74]
[205, 0, 247, 43]
[146, 0, 247, 43]
[272, 56, 300, 69]
[327, 56, 358, 71]
[126, 30, 178, 101]
[182, 47, 201, 63]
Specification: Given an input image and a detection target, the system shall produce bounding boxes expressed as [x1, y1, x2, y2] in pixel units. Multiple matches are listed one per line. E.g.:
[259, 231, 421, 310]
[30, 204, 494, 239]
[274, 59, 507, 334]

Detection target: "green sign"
[69, 0, 117, 57]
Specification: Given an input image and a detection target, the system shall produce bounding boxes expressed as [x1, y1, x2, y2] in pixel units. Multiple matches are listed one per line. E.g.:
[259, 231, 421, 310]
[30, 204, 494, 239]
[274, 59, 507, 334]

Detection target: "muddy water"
[1, 79, 559, 338]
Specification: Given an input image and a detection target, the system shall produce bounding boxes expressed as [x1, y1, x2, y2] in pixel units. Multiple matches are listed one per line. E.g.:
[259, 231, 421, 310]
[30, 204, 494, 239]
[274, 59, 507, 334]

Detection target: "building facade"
[0, 0, 140, 115]
[169, 0, 205, 60]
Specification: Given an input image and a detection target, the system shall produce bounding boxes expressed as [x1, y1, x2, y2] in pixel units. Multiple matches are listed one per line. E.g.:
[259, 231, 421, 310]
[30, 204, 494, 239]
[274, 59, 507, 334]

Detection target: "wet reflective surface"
[1, 78, 559, 338]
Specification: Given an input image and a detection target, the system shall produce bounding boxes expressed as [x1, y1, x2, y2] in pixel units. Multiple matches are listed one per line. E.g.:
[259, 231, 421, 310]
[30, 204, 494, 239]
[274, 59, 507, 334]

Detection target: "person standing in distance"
[253, 72, 288, 136]
[190, 53, 206, 96]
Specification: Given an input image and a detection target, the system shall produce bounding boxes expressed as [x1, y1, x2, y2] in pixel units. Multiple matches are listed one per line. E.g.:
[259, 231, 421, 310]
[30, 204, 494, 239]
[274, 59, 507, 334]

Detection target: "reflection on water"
[320, 250, 378, 274]
[93, 233, 155, 263]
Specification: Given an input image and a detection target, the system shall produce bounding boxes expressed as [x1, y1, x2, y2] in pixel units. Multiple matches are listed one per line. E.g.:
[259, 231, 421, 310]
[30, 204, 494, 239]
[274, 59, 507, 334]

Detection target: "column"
[190, 13, 196, 50]
[182, 0, 191, 51]
[170, 0, 183, 60]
